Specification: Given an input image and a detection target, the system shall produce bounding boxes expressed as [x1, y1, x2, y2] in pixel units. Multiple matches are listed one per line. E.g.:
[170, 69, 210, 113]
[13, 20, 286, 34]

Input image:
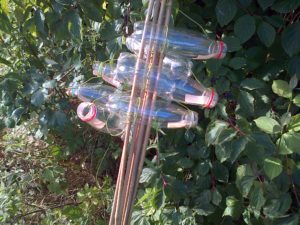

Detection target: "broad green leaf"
[0, 0, 9, 14]
[263, 193, 292, 218]
[288, 114, 300, 131]
[288, 56, 300, 78]
[212, 162, 229, 183]
[66, 11, 82, 42]
[11, 107, 25, 123]
[278, 131, 300, 154]
[4, 117, 15, 128]
[281, 22, 300, 57]
[289, 75, 298, 89]
[31, 89, 46, 107]
[55, 0, 75, 5]
[257, 0, 275, 10]
[236, 164, 255, 197]
[205, 120, 229, 146]
[223, 36, 242, 52]
[257, 21, 276, 47]
[140, 168, 157, 184]
[273, 214, 299, 225]
[34, 9, 47, 37]
[272, 80, 292, 98]
[249, 183, 266, 211]
[236, 90, 254, 117]
[240, 78, 265, 90]
[263, 157, 283, 180]
[230, 137, 249, 163]
[79, 0, 104, 22]
[254, 116, 281, 134]
[272, 0, 300, 13]
[0, 56, 11, 66]
[212, 189, 222, 206]
[195, 161, 210, 176]
[239, 0, 252, 7]
[234, 15, 256, 43]
[215, 0, 237, 27]
[229, 57, 246, 70]
[216, 128, 237, 145]
[223, 196, 243, 219]
[177, 158, 194, 169]
[293, 94, 300, 107]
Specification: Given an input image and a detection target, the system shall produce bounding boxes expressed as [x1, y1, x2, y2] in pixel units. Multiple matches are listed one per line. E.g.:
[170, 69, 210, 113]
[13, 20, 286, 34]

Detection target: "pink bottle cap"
[213, 41, 227, 59]
[184, 89, 218, 108]
[77, 102, 97, 122]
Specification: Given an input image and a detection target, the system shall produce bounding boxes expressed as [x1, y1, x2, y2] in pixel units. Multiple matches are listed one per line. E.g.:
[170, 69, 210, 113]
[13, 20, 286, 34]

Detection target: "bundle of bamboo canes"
[109, 0, 173, 224]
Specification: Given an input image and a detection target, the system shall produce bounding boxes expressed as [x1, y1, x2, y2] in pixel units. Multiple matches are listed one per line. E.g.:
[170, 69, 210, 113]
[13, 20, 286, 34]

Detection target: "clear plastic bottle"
[77, 102, 125, 135]
[66, 83, 116, 104]
[69, 84, 198, 129]
[127, 21, 227, 60]
[125, 37, 193, 77]
[93, 53, 218, 108]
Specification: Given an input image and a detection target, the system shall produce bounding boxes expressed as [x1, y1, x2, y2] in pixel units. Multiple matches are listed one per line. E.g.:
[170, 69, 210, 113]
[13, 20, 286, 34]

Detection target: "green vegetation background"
[0, 0, 300, 224]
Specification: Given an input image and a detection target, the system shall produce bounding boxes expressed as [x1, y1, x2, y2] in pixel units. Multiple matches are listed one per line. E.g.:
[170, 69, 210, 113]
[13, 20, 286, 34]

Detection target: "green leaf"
[177, 158, 194, 169]
[278, 131, 300, 154]
[55, 0, 75, 5]
[223, 36, 242, 52]
[234, 15, 256, 43]
[263, 157, 283, 180]
[195, 161, 210, 176]
[0, 0, 9, 14]
[0, 56, 11, 66]
[240, 78, 265, 90]
[289, 75, 298, 89]
[223, 196, 243, 219]
[79, 0, 104, 22]
[293, 94, 300, 107]
[236, 90, 254, 117]
[263, 193, 292, 219]
[212, 162, 229, 183]
[272, 0, 300, 13]
[230, 137, 249, 163]
[257, 0, 275, 10]
[66, 11, 82, 42]
[229, 57, 246, 70]
[31, 89, 46, 107]
[140, 168, 157, 184]
[288, 56, 300, 78]
[205, 120, 229, 146]
[249, 183, 266, 212]
[272, 80, 293, 98]
[236, 164, 255, 197]
[281, 22, 300, 57]
[288, 114, 300, 131]
[254, 116, 281, 134]
[212, 189, 222, 206]
[215, 0, 237, 27]
[257, 21, 276, 47]
[34, 9, 47, 37]
[273, 214, 299, 225]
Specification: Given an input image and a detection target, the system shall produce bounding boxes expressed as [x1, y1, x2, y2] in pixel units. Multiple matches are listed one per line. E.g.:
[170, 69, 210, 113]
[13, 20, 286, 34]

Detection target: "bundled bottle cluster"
[68, 22, 227, 137]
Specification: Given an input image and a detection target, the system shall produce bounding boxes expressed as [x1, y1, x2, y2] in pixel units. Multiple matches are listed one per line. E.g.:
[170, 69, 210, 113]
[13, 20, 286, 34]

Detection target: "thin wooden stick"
[109, 1, 155, 224]
[122, 1, 173, 224]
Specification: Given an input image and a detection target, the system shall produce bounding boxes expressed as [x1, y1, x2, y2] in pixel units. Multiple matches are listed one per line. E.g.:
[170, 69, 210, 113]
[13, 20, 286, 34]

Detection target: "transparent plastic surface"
[125, 37, 193, 77]
[71, 84, 198, 129]
[127, 21, 227, 59]
[66, 83, 116, 105]
[77, 102, 125, 135]
[93, 53, 218, 108]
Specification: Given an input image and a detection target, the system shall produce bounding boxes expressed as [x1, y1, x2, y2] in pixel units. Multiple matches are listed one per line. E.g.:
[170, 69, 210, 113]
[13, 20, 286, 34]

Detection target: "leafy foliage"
[1, 0, 300, 224]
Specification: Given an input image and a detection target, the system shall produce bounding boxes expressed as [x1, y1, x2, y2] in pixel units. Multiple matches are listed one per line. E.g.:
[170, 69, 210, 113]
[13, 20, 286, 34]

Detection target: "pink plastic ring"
[205, 88, 215, 109]
[78, 103, 97, 122]
[216, 41, 224, 59]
